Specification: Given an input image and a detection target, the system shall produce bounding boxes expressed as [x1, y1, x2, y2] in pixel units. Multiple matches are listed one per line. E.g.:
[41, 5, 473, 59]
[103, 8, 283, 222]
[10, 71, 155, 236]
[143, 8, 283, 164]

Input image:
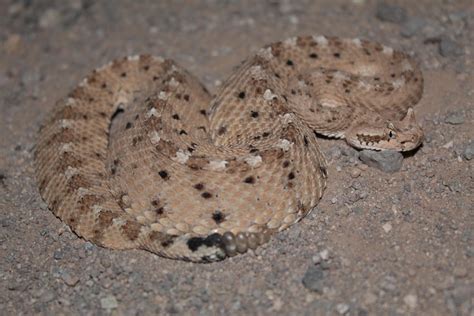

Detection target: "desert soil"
[0, 0, 473, 315]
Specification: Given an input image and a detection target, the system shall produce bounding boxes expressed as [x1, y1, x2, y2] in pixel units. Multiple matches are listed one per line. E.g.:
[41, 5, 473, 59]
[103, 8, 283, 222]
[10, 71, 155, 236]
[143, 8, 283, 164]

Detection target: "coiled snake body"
[35, 36, 423, 262]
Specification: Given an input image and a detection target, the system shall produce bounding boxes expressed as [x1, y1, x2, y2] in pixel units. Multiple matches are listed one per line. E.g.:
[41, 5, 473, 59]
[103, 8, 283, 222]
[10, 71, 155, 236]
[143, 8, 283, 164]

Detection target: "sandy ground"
[1, 0, 473, 315]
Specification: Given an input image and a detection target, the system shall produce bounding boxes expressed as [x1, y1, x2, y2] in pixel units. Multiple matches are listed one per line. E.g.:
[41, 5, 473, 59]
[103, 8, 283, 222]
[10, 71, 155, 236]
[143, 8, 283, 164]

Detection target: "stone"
[439, 38, 463, 57]
[319, 249, 329, 260]
[400, 18, 425, 38]
[444, 111, 465, 125]
[336, 303, 350, 315]
[302, 264, 325, 293]
[359, 150, 403, 173]
[61, 272, 80, 287]
[376, 3, 407, 23]
[463, 141, 474, 160]
[382, 223, 392, 233]
[39, 9, 61, 29]
[53, 250, 64, 260]
[100, 295, 118, 310]
[403, 294, 418, 308]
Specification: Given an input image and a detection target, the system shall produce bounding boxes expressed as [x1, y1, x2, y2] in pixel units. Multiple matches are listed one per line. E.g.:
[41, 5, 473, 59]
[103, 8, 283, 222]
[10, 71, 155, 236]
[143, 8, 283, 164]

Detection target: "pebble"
[439, 38, 463, 57]
[463, 141, 474, 160]
[350, 168, 361, 178]
[341, 146, 359, 158]
[319, 249, 329, 260]
[453, 266, 467, 278]
[376, 3, 407, 23]
[61, 272, 80, 287]
[41, 290, 57, 303]
[329, 147, 342, 160]
[363, 291, 377, 305]
[53, 250, 64, 260]
[336, 303, 350, 315]
[39, 9, 62, 29]
[400, 18, 425, 38]
[84, 242, 95, 251]
[352, 206, 363, 214]
[382, 223, 392, 233]
[302, 264, 325, 293]
[312, 254, 322, 264]
[444, 111, 465, 125]
[403, 294, 418, 309]
[4, 34, 22, 53]
[359, 150, 403, 173]
[351, 180, 362, 190]
[449, 11, 468, 23]
[451, 284, 473, 307]
[100, 295, 118, 310]
[381, 277, 398, 295]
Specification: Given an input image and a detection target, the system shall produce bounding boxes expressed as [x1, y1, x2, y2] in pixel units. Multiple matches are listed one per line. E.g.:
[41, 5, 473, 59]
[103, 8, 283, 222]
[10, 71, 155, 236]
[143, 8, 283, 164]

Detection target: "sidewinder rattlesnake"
[35, 35, 424, 262]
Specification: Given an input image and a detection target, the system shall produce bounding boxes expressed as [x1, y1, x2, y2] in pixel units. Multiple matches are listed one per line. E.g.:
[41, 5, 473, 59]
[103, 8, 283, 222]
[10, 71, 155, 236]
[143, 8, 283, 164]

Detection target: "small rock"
[352, 206, 363, 214]
[376, 3, 407, 23]
[351, 180, 362, 190]
[403, 294, 418, 309]
[53, 250, 64, 260]
[444, 111, 465, 125]
[404, 183, 412, 192]
[39, 9, 61, 29]
[329, 147, 342, 160]
[4, 34, 22, 53]
[400, 18, 425, 38]
[341, 146, 359, 158]
[382, 223, 392, 233]
[448, 11, 468, 23]
[463, 141, 474, 160]
[336, 303, 350, 315]
[439, 38, 463, 57]
[84, 242, 95, 251]
[379, 274, 398, 292]
[312, 254, 322, 264]
[100, 295, 118, 310]
[350, 168, 361, 178]
[453, 266, 467, 278]
[363, 292, 377, 305]
[302, 264, 325, 293]
[359, 150, 403, 173]
[61, 272, 80, 287]
[41, 290, 57, 303]
[451, 284, 473, 307]
[319, 249, 329, 260]
[434, 183, 445, 193]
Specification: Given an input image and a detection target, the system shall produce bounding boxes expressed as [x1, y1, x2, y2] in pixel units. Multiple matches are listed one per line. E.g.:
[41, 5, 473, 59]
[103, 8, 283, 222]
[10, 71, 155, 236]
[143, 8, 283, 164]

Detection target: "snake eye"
[388, 131, 396, 139]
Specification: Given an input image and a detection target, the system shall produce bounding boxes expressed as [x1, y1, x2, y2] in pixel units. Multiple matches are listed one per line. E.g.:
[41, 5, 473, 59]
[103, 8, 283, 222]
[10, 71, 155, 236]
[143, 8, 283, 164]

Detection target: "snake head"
[347, 108, 424, 151]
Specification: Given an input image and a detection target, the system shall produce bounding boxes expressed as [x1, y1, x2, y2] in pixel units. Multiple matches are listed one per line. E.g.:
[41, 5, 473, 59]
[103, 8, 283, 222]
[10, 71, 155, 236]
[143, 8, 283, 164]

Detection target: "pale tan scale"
[35, 36, 424, 262]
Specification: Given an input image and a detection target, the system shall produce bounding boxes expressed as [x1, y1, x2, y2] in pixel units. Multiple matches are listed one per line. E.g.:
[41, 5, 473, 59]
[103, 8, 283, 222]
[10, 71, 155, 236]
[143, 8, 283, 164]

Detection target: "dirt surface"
[1, 0, 473, 315]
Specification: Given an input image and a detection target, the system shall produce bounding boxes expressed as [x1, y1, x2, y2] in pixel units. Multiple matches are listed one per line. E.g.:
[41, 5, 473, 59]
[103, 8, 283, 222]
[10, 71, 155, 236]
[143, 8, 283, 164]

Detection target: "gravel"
[359, 150, 404, 173]
[1, 1, 472, 315]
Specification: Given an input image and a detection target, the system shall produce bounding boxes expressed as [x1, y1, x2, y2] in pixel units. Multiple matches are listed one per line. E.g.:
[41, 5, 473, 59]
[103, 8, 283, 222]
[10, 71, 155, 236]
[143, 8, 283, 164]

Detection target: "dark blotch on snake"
[187, 233, 224, 252]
